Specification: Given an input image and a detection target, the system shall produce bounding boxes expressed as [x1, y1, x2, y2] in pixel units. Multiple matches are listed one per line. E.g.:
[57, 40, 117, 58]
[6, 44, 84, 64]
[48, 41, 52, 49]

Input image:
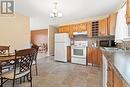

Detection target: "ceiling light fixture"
[50, 2, 62, 18]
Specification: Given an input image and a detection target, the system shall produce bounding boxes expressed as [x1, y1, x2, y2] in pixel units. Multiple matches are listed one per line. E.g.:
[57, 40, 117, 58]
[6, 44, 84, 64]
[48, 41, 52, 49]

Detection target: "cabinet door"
[59, 26, 64, 33]
[107, 62, 114, 87]
[79, 23, 87, 31]
[87, 47, 93, 64]
[114, 72, 123, 87]
[69, 25, 74, 38]
[99, 18, 109, 36]
[97, 48, 102, 66]
[87, 22, 92, 37]
[127, 0, 130, 24]
[87, 47, 102, 66]
[67, 46, 71, 62]
[109, 13, 117, 35]
[64, 26, 69, 33]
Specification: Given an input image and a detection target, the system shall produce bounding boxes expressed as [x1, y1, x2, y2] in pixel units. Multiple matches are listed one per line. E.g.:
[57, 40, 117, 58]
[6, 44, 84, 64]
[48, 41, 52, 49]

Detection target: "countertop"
[102, 48, 130, 87]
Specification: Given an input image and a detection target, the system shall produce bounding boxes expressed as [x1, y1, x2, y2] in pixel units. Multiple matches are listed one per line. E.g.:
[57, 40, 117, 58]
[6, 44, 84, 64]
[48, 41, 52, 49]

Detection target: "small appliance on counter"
[99, 40, 115, 47]
[71, 41, 88, 65]
[55, 33, 70, 62]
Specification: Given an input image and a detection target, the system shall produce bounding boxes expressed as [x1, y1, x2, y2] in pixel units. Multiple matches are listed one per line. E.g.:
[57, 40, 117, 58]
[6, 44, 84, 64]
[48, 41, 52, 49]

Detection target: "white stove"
[71, 41, 88, 65]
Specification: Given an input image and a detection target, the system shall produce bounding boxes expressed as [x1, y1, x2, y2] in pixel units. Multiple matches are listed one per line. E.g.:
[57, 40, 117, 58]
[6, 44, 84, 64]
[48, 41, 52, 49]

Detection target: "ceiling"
[15, 0, 123, 30]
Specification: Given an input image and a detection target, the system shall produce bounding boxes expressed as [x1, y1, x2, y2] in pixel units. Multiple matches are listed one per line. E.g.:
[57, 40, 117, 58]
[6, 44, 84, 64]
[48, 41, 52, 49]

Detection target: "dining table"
[0, 53, 15, 74]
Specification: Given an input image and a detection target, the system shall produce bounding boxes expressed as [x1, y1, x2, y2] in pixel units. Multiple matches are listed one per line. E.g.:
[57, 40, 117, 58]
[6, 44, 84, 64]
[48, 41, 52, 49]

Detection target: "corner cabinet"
[127, 0, 130, 24]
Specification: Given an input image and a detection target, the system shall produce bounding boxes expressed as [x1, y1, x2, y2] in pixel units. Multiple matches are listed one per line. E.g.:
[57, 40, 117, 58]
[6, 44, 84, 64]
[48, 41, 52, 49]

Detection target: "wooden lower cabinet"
[114, 72, 123, 87]
[107, 61, 124, 87]
[87, 47, 102, 66]
[107, 62, 114, 87]
[67, 46, 71, 62]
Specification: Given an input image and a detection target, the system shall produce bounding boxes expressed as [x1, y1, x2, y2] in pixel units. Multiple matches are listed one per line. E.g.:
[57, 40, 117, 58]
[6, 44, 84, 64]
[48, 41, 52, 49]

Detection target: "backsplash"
[71, 35, 115, 47]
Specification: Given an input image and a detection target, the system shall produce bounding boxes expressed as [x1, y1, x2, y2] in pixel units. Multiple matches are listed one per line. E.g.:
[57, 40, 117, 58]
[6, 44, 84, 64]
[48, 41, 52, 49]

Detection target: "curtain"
[115, 4, 128, 43]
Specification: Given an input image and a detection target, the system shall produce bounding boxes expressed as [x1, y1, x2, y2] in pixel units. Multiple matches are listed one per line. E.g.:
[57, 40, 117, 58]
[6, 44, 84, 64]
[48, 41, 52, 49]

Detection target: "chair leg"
[12, 79, 15, 87]
[30, 71, 32, 87]
[20, 77, 22, 84]
[27, 74, 29, 81]
[35, 60, 38, 76]
[1, 77, 3, 87]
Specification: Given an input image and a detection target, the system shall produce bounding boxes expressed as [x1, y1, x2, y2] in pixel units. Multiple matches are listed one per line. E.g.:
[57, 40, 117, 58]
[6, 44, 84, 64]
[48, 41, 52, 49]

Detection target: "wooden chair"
[0, 46, 10, 55]
[1, 48, 36, 87]
[31, 44, 39, 76]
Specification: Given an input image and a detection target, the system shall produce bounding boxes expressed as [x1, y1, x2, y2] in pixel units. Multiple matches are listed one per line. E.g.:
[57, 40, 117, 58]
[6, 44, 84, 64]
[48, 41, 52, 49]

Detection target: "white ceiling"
[15, 0, 123, 30]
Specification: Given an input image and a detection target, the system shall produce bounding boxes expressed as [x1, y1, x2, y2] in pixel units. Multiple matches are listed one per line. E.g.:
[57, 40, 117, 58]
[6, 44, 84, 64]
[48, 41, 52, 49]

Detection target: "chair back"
[31, 44, 39, 60]
[14, 48, 36, 76]
[0, 46, 10, 55]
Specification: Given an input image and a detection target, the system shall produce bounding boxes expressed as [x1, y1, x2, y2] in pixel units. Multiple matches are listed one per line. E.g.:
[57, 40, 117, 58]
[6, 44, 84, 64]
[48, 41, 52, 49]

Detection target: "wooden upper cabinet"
[59, 18, 111, 37]
[109, 13, 117, 35]
[127, 0, 130, 24]
[99, 18, 110, 36]
[59, 26, 70, 32]
[87, 22, 92, 37]
[58, 23, 87, 38]
[79, 23, 87, 31]
[59, 26, 64, 33]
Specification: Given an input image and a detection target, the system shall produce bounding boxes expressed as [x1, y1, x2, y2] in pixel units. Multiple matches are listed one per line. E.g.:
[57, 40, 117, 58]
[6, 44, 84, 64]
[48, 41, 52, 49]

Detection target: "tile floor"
[3, 56, 102, 87]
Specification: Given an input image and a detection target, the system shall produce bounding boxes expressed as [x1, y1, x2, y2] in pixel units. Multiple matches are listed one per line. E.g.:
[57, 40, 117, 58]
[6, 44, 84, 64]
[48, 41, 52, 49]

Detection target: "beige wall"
[0, 13, 30, 52]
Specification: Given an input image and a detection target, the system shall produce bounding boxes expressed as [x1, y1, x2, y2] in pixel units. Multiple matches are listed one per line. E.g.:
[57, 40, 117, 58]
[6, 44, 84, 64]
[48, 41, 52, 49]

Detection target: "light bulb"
[58, 12, 62, 17]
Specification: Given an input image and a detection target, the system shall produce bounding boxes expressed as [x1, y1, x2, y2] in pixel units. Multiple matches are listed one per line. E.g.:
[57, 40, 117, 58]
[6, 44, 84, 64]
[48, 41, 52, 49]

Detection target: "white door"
[55, 42, 67, 62]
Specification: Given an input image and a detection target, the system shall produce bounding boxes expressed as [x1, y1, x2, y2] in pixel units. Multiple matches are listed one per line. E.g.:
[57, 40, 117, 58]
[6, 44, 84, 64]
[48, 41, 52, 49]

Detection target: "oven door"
[71, 47, 86, 58]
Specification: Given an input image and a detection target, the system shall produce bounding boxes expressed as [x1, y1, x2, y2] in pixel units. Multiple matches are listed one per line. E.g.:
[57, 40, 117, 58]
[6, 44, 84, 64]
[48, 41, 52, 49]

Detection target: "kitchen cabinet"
[87, 47, 102, 66]
[67, 46, 71, 62]
[87, 22, 92, 37]
[102, 54, 125, 87]
[59, 18, 110, 37]
[99, 18, 110, 36]
[114, 72, 123, 87]
[59, 26, 70, 33]
[58, 23, 87, 38]
[107, 62, 114, 87]
[127, 0, 130, 24]
[109, 13, 117, 35]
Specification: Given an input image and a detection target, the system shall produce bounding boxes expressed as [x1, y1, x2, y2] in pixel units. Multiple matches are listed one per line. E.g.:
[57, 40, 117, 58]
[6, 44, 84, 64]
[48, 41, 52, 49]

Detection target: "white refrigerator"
[55, 33, 70, 62]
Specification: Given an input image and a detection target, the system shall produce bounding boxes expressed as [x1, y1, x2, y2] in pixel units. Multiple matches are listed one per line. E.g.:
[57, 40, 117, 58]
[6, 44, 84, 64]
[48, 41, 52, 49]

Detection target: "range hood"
[73, 31, 87, 36]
